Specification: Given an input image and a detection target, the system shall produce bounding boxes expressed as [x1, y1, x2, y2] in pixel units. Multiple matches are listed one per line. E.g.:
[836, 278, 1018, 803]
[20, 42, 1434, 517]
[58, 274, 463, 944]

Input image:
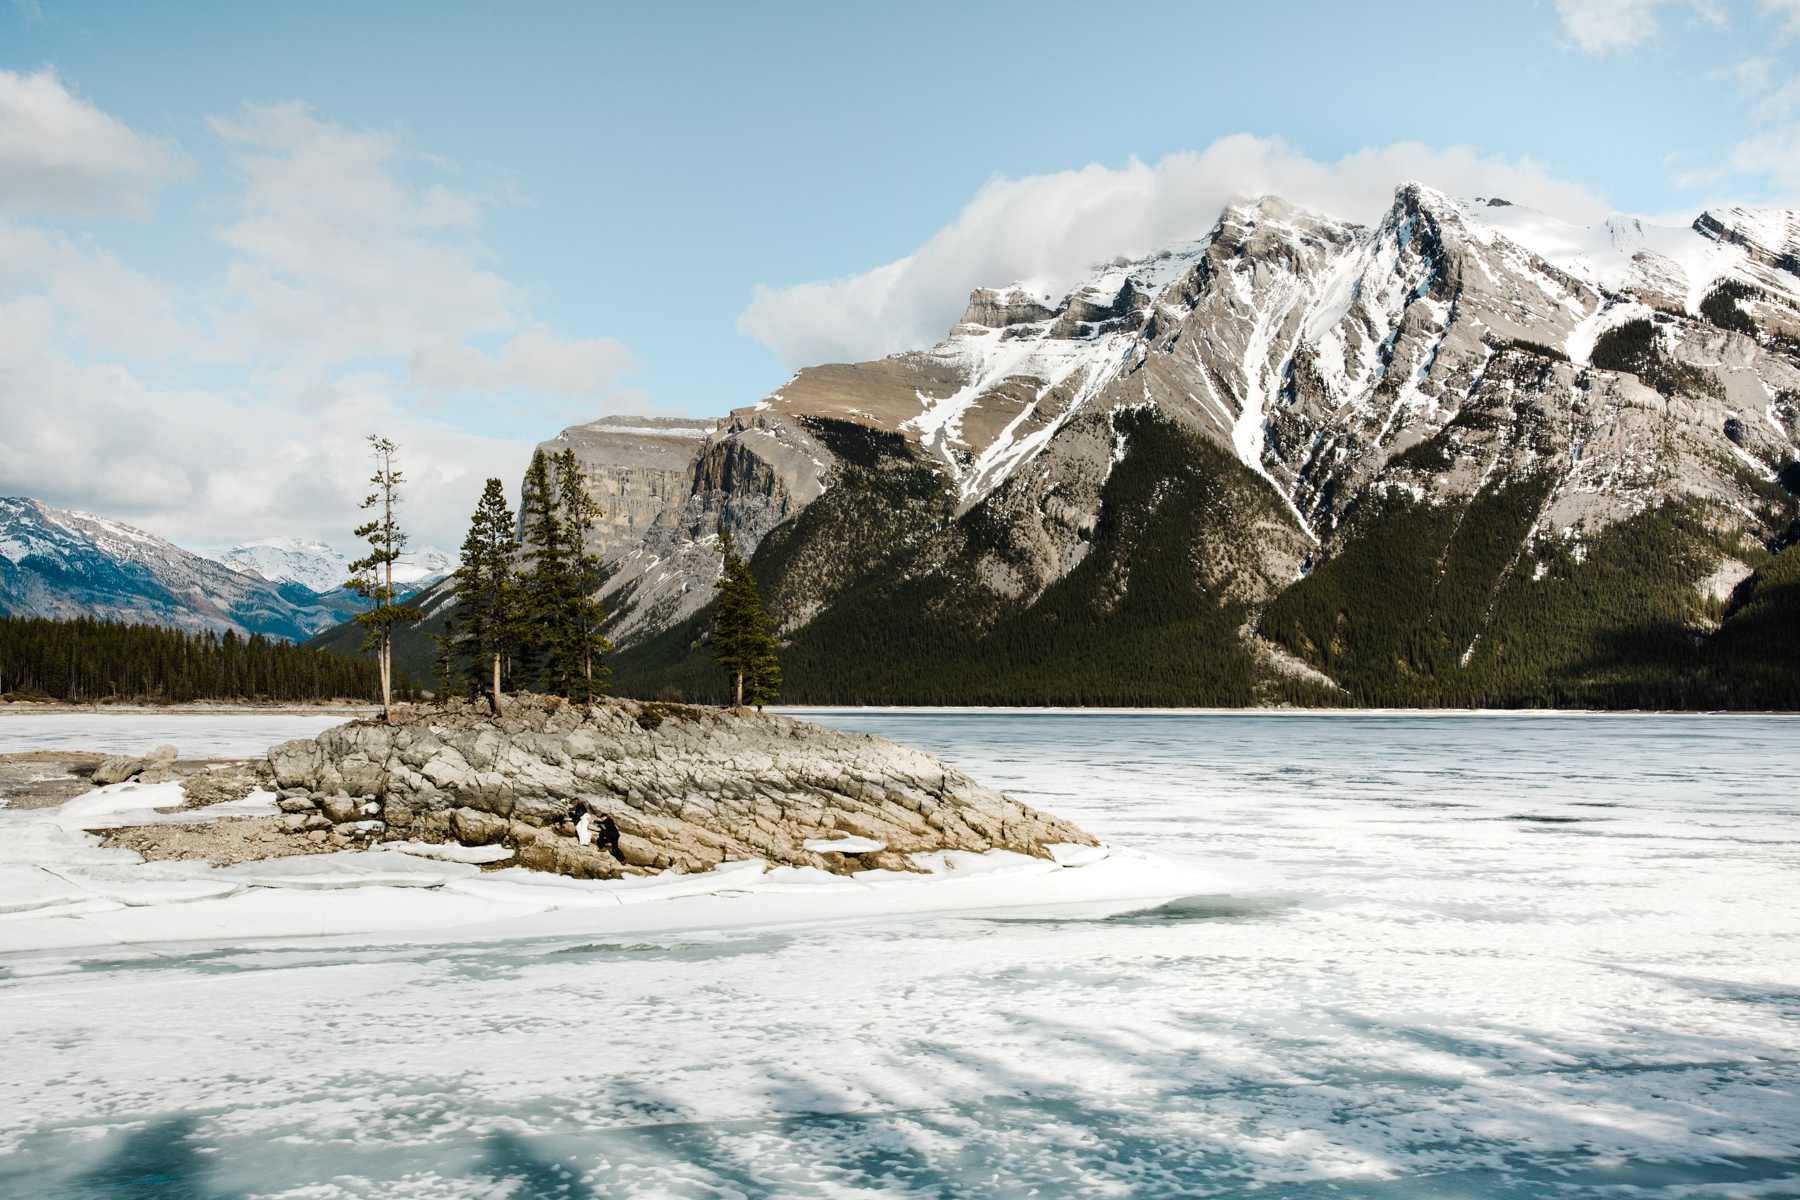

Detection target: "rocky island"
[103, 698, 1093, 878]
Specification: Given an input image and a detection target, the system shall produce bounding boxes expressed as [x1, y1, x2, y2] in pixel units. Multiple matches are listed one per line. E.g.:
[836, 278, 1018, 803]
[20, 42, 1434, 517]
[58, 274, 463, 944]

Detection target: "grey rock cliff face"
[536, 413, 831, 646]
[267, 696, 1094, 878]
[536, 416, 718, 562]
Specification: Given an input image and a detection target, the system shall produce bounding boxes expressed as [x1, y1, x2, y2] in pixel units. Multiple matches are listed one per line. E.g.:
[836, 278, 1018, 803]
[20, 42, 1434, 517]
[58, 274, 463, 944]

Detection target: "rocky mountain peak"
[1694, 205, 1799, 257]
[957, 286, 1057, 331]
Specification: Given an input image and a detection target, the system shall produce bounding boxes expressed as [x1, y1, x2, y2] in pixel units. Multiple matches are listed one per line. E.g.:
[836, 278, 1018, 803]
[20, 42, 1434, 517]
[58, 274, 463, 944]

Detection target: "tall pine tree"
[711, 531, 781, 709]
[554, 449, 612, 701]
[346, 435, 420, 720]
[518, 449, 569, 694]
[455, 477, 522, 713]
[431, 617, 460, 699]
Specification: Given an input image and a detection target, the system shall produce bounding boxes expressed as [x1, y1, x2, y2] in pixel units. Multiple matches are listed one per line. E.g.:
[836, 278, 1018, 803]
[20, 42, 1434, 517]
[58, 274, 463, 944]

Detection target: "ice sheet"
[0, 710, 1796, 1196]
[0, 711, 354, 756]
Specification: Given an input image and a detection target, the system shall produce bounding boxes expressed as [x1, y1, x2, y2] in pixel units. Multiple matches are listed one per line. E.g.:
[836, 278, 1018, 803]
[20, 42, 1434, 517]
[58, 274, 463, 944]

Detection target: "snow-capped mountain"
[330, 183, 1800, 706]
[218, 538, 351, 595]
[218, 538, 453, 594]
[0, 499, 364, 641]
[392, 547, 455, 588]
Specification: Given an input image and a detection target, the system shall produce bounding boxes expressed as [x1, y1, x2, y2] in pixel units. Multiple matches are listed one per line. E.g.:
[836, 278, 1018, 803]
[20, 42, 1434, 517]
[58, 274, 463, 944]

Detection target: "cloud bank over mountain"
[739, 137, 1611, 368]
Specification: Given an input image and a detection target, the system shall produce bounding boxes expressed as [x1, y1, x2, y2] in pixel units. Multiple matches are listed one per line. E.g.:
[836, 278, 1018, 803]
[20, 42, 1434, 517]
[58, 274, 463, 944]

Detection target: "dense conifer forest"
[0, 616, 396, 703]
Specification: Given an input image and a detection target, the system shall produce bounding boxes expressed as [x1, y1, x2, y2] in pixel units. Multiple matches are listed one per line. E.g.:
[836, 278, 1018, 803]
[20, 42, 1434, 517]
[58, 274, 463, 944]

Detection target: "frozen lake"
[0, 710, 360, 758]
[3, 710, 1798, 1197]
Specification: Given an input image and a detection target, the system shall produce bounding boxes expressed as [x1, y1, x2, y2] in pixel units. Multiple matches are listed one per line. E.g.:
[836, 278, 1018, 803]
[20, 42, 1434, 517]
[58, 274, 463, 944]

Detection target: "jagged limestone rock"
[267, 696, 1095, 878]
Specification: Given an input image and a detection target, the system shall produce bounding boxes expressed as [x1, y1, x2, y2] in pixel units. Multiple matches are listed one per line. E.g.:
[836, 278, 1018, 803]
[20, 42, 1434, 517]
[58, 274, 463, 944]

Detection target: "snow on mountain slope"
[392, 547, 455, 587]
[0, 499, 359, 641]
[855, 182, 1797, 546]
[218, 537, 452, 594]
[742, 183, 1775, 533]
[219, 538, 350, 594]
[1472, 198, 1800, 314]
[901, 242, 1213, 504]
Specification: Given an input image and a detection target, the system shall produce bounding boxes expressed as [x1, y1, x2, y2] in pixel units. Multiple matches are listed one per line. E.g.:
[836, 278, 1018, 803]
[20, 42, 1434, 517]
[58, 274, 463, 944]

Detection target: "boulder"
[319, 794, 360, 824]
[91, 745, 178, 786]
[450, 807, 509, 846]
[91, 756, 143, 787]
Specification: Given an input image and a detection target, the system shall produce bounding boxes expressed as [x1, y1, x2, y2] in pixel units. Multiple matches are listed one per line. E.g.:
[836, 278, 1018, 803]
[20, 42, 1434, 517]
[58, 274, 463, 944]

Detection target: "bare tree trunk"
[491, 652, 504, 715]
[735, 669, 743, 708]
[379, 634, 392, 720]
[384, 485, 396, 720]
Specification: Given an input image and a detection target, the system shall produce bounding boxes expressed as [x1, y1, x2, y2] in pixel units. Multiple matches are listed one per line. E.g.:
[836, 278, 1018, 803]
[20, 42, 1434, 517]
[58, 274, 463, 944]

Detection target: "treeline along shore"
[0, 615, 392, 704]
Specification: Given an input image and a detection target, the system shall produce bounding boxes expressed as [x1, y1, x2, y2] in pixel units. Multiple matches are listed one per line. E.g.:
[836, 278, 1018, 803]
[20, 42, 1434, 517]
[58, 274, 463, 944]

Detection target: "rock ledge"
[266, 697, 1094, 878]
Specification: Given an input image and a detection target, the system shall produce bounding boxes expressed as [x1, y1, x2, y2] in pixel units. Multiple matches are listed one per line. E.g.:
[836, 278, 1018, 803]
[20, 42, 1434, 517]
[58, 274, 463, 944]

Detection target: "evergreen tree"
[554, 448, 612, 701]
[455, 477, 523, 713]
[346, 435, 421, 720]
[431, 617, 460, 700]
[517, 449, 569, 693]
[711, 531, 781, 709]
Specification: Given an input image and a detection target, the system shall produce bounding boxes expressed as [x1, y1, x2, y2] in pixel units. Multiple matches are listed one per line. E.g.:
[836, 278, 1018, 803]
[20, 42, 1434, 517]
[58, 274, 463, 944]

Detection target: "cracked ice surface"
[2, 711, 1798, 1197]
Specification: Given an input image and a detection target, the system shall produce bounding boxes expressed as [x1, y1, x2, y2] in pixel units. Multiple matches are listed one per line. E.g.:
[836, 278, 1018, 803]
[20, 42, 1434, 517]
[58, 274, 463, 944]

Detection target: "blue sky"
[1, 0, 1796, 549]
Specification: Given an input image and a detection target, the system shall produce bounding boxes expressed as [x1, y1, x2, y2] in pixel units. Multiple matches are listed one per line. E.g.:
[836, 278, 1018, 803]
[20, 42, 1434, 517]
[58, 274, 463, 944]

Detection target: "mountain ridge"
[215, 536, 453, 595]
[308, 183, 1800, 705]
[0, 499, 367, 641]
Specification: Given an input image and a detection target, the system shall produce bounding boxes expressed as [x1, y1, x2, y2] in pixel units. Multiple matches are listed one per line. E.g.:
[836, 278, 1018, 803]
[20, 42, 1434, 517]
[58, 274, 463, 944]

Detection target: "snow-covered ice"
[1, 710, 1797, 1197]
[0, 711, 355, 757]
[802, 835, 886, 853]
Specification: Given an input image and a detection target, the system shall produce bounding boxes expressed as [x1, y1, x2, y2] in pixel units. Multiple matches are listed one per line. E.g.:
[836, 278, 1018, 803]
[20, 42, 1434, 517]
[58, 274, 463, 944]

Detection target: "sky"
[1, 0, 1797, 553]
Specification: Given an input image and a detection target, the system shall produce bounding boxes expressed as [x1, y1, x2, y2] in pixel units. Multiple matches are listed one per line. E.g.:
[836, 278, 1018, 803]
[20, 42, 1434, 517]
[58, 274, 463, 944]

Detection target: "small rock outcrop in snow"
[91, 744, 179, 787]
[266, 696, 1095, 878]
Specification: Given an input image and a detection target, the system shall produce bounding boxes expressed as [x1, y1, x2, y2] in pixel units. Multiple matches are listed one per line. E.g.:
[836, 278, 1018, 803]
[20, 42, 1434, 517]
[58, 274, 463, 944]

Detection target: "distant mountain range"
[336, 184, 1799, 708]
[216, 537, 452, 595]
[0, 499, 450, 642]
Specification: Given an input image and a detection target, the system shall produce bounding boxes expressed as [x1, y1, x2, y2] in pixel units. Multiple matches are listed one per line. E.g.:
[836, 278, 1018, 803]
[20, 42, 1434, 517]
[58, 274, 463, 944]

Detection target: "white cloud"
[0, 219, 195, 357]
[0, 90, 636, 551]
[1552, 0, 1725, 53]
[1724, 55, 1775, 90]
[1730, 124, 1800, 191]
[1757, 0, 1800, 35]
[1696, 51, 1800, 195]
[739, 135, 1612, 368]
[208, 101, 518, 369]
[0, 319, 533, 550]
[0, 68, 175, 211]
[1755, 77, 1800, 121]
[411, 325, 635, 402]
